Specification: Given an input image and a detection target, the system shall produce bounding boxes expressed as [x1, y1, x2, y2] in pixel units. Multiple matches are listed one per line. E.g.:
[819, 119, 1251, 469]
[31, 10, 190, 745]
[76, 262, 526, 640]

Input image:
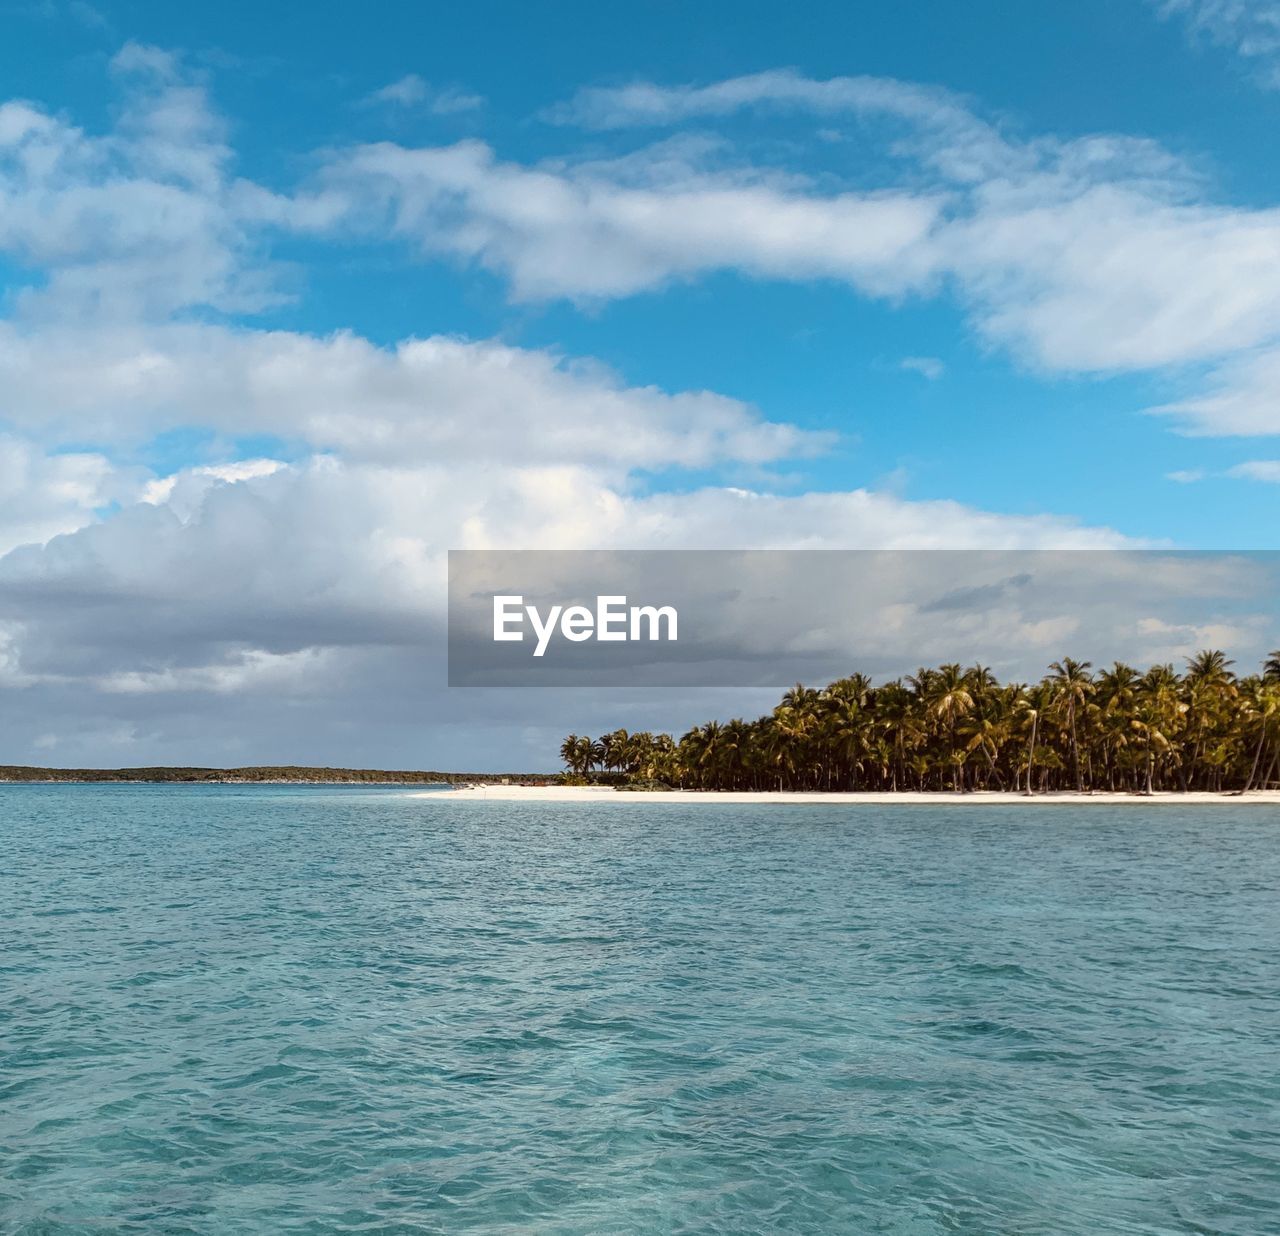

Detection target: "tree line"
[560, 651, 1280, 793]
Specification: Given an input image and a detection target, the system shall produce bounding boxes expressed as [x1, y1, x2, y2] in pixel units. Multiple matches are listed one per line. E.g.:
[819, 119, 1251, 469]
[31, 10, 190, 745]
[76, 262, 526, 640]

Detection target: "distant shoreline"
[0, 779, 454, 786]
[0, 766, 549, 786]
[433, 785, 1280, 805]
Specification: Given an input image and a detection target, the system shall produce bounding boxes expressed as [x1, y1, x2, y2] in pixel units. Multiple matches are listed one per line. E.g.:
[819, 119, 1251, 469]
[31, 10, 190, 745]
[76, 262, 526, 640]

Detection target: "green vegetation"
[564, 650, 1280, 794]
[0, 766, 545, 785]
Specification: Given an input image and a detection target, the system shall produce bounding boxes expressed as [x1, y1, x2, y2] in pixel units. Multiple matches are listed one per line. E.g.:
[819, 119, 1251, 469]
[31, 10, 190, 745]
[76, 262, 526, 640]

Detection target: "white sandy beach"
[428, 785, 1280, 806]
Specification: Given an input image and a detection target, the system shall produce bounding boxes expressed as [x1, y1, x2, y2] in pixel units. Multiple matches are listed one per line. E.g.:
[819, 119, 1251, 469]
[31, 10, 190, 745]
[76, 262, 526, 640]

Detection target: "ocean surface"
[2, 787, 1278, 1234]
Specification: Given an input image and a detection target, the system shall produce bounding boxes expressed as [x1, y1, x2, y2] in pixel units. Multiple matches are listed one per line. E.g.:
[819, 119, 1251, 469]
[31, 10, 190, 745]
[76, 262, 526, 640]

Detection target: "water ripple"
[2, 786, 1279, 1233]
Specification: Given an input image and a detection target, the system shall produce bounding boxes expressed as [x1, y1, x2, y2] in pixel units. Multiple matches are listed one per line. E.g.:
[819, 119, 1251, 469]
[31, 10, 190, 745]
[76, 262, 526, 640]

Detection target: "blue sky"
[7, 0, 1280, 541]
[2, 0, 1280, 765]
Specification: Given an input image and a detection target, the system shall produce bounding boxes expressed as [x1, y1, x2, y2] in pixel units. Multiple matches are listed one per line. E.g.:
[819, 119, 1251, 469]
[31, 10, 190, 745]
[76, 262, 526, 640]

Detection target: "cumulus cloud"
[0, 453, 1132, 669]
[0, 322, 826, 469]
[0, 447, 1142, 765]
[0, 46, 279, 317]
[139, 458, 287, 511]
[1, 51, 1272, 767]
[0, 436, 134, 555]
[1134, 612, 1270, 664]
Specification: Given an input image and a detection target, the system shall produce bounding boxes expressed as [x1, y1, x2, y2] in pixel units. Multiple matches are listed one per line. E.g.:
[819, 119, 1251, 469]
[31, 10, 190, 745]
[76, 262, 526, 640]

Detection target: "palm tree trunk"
[1244, 723, 1267, 792]
[1249, 736, 1276, 792]
[1069, 706, 1082, 792]
[1024, 712, 1038, 796]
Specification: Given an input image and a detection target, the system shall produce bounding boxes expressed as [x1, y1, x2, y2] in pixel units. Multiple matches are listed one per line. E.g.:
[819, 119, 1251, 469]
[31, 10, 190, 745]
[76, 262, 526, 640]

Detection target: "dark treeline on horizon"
[0, 767, 543, 785]
[562, 651, 1280, 794]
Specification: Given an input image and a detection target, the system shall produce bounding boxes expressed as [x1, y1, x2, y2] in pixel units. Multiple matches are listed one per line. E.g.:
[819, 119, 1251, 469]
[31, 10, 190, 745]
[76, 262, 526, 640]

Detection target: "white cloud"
[1156, 1, 1280, 86]
[139, 458, 287, 509]
[1, 53, 1273, 766]
[429, 88, 486, 116]
[368, 74, 429, 107]
[313, 75, 1280, 383]
[546, 68, 1168, 187]
[1150, 347, 1280, 435]
[545, 70, 1014, 181]
[0, 322, 827, 470]
[0, 436, 133, 555]
[8, 452, 1253, 771]
[1134, 613, 1268, 664]
[539, 72, 1280, 419]
[7, 53, 1280, 422]
[949, 182, 1280, 371]
[0, 289, 1139, 759]
[0, 450, 1134, 731]
[0, 453, 1133, 705]
[900, 356, 945, 380]
[1227, 459, 1280, 481]
[68, 0, 109, 29]
[320, 138, 944, 301]
[0, 42, 293, 318]
[363, 74, 484, 114]
[96, 647, 333, 695]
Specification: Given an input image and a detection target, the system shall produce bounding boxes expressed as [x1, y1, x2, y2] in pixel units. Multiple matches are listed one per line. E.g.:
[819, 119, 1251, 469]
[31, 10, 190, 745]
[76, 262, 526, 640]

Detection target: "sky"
[2, 0, 1280, 768]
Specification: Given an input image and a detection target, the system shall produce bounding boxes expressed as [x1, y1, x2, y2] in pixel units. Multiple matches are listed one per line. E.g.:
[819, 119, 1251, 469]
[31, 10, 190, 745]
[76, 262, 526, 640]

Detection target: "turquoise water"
[2, 787, 1279, 1234]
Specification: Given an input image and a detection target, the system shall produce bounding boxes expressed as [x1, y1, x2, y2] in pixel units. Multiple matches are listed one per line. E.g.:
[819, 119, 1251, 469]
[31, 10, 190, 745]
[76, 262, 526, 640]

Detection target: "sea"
[2, 785, 1278, 1234]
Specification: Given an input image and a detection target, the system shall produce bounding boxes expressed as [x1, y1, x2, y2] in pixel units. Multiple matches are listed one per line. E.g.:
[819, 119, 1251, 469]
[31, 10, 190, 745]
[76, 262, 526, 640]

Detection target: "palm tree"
[925, 664, 975, 791]
[559, 734, 603, 777]
[699, 721, 726, 789]
[600, 729, 630, 774]
[1048, 658, 1093, 792]
[593, 652, 1278, 796]
[823, 694, 867, 790]
[1014, 683, 1051, 794]
[1242, 678, 1280, 792]
[1182, 650, 1236, 789]
[766, 706, 813, 790]
[964, 709, 1010, 789]
[1096, 663, 1140, 790]
[559, 734, 584, 775]
[874, 680, 916, 791]
[1132, 665, 1184, 794]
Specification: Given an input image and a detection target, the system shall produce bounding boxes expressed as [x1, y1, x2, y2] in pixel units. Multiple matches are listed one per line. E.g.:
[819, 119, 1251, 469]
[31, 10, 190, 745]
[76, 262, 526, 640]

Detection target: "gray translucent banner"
[447, 550, 1280, 687]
